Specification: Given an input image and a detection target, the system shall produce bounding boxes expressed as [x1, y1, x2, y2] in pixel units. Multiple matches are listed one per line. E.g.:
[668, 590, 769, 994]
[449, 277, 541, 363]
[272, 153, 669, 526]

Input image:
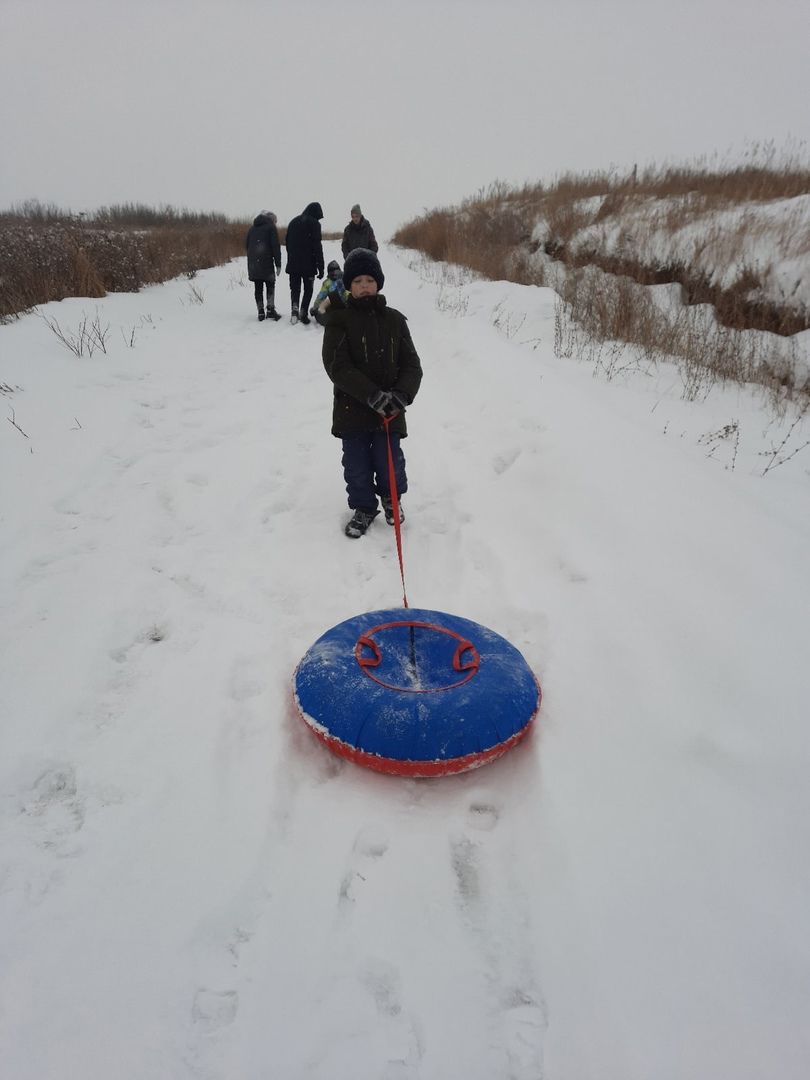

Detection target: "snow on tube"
[293, 607, 540, 777]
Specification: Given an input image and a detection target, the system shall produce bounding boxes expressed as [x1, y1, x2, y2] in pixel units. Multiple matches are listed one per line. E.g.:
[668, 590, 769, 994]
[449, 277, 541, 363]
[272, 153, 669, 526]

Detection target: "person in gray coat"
[341, 204, 378, 258]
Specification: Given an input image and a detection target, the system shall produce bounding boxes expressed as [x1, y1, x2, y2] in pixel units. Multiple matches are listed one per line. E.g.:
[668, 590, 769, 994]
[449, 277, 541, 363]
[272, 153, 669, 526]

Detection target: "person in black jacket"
[322, 248, 423, 538]
[245, 211, 282, 321]
[341, 204, 378, 258]
[284, 202, 324, 325]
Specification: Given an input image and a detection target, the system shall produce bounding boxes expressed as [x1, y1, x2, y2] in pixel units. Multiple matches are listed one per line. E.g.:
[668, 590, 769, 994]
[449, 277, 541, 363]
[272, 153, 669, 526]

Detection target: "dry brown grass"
[0, 202, 251, 321]
[0, 201, 346, 320]
[392, 153, 810, 332]
[392, 152, 810, 404]
[553, 265, 804, 406]
[393, 195, 529, 283]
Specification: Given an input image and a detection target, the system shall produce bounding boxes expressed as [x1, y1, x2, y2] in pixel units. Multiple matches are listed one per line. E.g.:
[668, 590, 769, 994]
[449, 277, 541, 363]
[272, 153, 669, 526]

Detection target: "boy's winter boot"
[267, 308, 281, 321]
[257, 306, 265, 322]
[299, 312, 310, 325]
[381, 496, 404, 526]
[344, 508, 378, 538]
[291, 303, 299, 325]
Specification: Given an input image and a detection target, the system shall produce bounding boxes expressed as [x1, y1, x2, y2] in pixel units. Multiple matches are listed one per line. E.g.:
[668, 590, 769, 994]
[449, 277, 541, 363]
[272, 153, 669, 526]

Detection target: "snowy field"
[2, 245, 809, 1080]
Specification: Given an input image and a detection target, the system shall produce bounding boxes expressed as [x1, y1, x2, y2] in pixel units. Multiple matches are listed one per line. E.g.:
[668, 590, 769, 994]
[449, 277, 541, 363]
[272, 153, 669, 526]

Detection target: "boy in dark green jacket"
[322, 248, 423, 538]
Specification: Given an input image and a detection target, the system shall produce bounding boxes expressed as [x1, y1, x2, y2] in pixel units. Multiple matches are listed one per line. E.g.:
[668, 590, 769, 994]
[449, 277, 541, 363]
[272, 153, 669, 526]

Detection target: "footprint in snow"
[338, 826, 389, 908]
[353, 825, 389, 859]
[492, 446, 521, 475]
[467, 799, 501, 832]
[362, 958, 403, 1018]
[360, 960, 427, 1078]
[52, 497, 81, 516]
[21, 764, 85, 852]
[108, 623, 169, 664]
[226, 927, 254, 966]
[449, 834, 481, 908]
[169, 572, 207, 600]
[558, 557, 588, 584]
[191, 988, 239, 1033]
[262, 492, 297, 519]
[502, 984, 548, 1079]
[156, 487, 176, 515]
[228, 655, 266, 703]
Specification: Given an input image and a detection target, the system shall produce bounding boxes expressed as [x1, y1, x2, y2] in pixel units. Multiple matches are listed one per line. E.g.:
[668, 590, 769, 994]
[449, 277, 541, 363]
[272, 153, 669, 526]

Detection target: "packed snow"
[2, 244, 809, 1079]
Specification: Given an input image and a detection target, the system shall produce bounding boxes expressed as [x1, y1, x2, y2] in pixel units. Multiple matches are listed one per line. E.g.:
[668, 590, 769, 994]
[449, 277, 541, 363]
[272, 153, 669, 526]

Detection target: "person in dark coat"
[322, 248, 423, 538]
[245, 211, 282, 321]
[284, 201, 324, 325]
[341, 204, 378, 259]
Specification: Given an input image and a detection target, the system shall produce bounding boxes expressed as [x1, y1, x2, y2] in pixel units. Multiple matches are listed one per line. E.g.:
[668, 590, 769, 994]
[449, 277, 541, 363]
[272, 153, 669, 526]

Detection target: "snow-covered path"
[2, 247, 809, 1079]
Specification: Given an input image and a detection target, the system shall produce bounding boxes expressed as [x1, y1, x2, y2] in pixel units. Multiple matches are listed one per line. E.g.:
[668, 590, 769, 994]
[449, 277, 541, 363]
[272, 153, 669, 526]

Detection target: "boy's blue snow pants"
[341, 431, 407, 510]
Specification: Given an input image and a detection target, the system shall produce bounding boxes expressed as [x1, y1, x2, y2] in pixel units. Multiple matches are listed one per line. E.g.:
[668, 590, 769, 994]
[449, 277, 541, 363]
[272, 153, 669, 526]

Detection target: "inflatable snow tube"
[293, 607, 540, 777]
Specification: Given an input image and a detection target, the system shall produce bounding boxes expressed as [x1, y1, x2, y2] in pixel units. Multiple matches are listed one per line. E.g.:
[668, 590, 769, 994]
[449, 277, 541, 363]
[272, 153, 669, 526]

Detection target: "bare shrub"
[0, 204, 250, 320]
[491, 301, 526, 340]
[698, 421, 741, 471]
[552, 258, 807, 406]
[38, 308, 110, 358]
[435, 283, 469, 316]
[6, 408, 30, 438]
[185, 284, 206, 305]
[759, 401, 810, 474]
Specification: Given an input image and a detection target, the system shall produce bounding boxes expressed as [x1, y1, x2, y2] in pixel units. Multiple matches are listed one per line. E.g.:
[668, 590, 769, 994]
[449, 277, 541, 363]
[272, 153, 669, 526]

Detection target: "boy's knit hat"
[351, 203, 362, 216]
[343, 248, 384, 290]
[327, 260, 342, 280]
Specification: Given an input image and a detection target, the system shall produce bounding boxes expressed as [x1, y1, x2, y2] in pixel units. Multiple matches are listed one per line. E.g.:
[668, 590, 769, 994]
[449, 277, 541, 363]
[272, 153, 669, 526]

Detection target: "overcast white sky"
[1, 0, 809, 238]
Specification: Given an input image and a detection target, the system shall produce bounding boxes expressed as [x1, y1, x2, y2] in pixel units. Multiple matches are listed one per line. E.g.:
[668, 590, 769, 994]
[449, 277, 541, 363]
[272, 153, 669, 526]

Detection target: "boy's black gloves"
[367, 389, 392, 415]
[381, 391, 409, 419]
[368, 389, 411, 417]
[388, 391, 409, 414]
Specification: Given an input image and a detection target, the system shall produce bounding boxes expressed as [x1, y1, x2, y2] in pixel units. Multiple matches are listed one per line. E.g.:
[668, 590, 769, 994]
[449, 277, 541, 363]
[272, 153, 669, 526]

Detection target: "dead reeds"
[0, 202, 250, 321]
[391, 152, 810, 405]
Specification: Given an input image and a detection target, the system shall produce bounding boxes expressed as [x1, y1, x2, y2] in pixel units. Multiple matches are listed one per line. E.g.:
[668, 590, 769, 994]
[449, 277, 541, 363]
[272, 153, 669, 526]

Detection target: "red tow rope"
[383, 415, 409, 609]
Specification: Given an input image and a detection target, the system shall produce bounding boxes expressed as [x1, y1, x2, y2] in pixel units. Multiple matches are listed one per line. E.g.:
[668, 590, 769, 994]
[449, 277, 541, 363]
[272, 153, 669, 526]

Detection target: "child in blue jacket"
[311, 261, 348, 325]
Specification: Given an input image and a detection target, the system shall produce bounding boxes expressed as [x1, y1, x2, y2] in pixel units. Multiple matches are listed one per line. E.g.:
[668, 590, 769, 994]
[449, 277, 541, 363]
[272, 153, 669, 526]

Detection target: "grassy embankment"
[392, 155, 810, 406]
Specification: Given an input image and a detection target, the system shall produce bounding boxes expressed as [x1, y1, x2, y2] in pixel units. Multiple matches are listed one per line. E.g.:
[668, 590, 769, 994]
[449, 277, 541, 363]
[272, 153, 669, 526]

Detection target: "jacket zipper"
[333, 333, 347, 369]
